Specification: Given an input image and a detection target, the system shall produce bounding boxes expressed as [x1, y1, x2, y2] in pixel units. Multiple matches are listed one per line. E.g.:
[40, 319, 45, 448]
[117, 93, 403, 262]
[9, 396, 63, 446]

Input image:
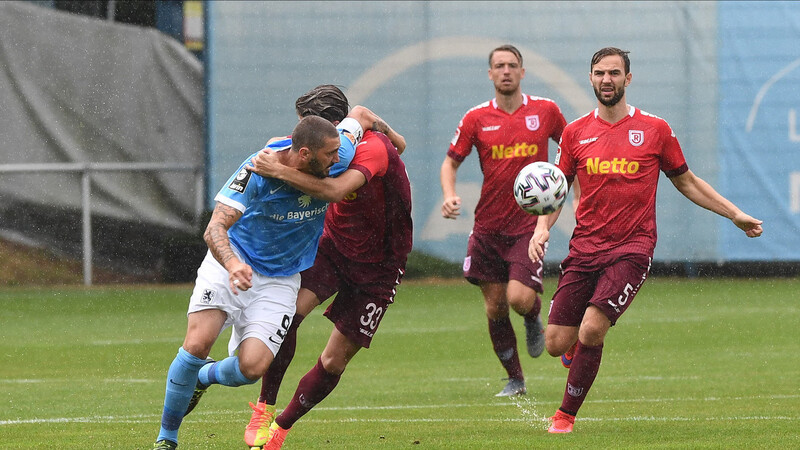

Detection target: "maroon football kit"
[301, 131, 412, 348]
[448, 94, 566, 289]
[550, 106, 688, 326]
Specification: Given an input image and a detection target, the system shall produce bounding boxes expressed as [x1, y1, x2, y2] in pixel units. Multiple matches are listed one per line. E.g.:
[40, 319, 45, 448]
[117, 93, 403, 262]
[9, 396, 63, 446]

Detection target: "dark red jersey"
[448, 94, 566, 236]
[323, 131, 413, 265]
[556, 106, 688, 257]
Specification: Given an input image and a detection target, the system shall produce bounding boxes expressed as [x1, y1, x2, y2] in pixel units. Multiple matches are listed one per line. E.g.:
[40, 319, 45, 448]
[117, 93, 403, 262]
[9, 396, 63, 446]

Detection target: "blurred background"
[1, 0, 798, 286]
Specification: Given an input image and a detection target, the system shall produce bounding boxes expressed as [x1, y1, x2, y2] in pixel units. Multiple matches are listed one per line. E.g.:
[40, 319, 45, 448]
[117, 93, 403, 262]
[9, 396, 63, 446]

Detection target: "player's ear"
[625, 72, 632, 86]
[298, 146, 311, 160]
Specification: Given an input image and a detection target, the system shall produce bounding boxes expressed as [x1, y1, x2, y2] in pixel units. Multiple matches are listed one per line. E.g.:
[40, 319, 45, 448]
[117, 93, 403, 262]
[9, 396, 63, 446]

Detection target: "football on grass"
[513, 161, 568, 215]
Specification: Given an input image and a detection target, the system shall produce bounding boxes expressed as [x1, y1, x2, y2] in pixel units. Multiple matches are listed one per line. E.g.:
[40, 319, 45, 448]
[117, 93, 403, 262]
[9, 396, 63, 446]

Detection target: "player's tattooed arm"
[348, 105, 406, 154]
[203, 202, 254, 293]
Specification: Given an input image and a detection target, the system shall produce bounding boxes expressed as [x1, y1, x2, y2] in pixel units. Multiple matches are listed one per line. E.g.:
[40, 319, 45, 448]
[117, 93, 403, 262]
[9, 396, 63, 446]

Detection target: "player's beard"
[594, 83, 625, 107]
[308, 156, 330, 178]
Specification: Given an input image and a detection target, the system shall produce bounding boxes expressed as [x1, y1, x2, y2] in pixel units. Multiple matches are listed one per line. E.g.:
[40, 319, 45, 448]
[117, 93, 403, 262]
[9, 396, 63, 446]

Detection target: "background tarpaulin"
[0, 1, 203, 232]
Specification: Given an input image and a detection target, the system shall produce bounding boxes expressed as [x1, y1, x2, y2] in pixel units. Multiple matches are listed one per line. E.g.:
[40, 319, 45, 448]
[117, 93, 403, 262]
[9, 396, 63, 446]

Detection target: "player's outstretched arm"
[528, 202, 564, 262]
[440, 156, 462, 219]
[246, 150, 367, 202]
[348, 105, 406, 154]
[204, 202, 253, 293]
[669, 169, 763, 238]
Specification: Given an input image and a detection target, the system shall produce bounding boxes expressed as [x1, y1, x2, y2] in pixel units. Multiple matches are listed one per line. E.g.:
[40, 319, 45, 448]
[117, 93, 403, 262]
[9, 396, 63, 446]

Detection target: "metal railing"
[0, 162, 204, 286]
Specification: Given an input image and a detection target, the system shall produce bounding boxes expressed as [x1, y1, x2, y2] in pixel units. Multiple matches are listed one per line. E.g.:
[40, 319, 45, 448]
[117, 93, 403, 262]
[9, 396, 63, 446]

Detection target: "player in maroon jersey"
[528, 47, 763, 434]
[241, 91, 412, 449]
[440, 44, 567, 397]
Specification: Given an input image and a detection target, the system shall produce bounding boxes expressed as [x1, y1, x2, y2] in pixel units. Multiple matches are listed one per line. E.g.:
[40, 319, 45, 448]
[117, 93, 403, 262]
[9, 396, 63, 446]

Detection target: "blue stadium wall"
[204, 1, 799, 263]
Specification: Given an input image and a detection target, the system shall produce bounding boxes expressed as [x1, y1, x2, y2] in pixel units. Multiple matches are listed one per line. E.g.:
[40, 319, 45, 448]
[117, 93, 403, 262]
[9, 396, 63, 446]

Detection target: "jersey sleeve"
[658, 120, 689, 177]
[549, 102, 567, 143]
[554, 128, 577, 181]
[329, 117, 364, 177]
[447, 110, 476, 162]
[349, 133, 390, 182]
[214, 153, 265, 212]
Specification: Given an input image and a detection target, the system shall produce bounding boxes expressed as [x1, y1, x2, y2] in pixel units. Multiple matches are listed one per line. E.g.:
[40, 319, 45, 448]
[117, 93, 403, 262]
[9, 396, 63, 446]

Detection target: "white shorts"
[188, 250, 299, 358]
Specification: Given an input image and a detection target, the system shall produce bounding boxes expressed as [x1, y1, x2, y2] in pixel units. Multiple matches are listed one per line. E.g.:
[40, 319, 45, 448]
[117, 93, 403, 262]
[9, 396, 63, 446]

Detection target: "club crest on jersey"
[525, 115, 540, 131]
[228, 168, 251, 193]
[201, 289, 215, 304]
[629, 130, 644, 147]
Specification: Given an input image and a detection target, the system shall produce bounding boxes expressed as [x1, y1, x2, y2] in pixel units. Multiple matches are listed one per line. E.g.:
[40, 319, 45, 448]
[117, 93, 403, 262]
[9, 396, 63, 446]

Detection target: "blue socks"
[157, 347, 208, 444]
[198, 356, 258, 387]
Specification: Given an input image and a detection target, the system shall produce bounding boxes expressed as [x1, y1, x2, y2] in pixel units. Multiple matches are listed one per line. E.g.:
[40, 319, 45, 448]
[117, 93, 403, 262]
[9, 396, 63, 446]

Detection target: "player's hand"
[246, 149, 284, 178]
[227, 261, 253, 295]
[528, 228, 550, 262]
[732, 212, 763, 238]
[441, 196, 461, 219]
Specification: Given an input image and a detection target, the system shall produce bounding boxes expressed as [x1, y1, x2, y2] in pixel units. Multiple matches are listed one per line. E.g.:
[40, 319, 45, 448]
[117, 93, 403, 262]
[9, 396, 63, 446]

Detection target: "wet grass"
[0, 277, 798, 448]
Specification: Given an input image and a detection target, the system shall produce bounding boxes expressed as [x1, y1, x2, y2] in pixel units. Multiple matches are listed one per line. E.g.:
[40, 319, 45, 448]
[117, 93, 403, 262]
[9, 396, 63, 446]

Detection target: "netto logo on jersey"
[344, 192, 357, 201]
[491, 143, 539, 159]
[586, 157, 640, 175]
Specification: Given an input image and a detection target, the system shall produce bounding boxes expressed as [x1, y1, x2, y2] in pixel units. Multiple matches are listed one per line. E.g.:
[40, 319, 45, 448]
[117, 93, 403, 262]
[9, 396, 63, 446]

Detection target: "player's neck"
[597, 100, 630, 124]
[495, 91, 523, 114]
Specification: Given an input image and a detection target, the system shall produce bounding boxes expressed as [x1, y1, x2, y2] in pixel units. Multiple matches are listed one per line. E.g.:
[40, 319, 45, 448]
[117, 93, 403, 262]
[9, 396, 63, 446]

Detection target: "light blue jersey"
[213, 120, 361, 277]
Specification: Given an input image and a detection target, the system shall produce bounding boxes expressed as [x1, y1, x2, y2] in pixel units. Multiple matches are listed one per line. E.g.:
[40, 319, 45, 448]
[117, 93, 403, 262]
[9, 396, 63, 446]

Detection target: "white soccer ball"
[513, 162, 568, 215]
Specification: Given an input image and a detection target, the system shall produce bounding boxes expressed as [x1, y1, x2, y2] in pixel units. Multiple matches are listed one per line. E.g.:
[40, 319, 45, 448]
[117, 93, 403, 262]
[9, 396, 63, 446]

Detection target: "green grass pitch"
[1, 277, 798, 448]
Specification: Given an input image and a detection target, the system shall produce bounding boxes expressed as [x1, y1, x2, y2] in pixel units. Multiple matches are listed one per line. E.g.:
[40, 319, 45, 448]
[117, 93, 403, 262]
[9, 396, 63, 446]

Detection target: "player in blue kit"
[152, 115, 351, 450]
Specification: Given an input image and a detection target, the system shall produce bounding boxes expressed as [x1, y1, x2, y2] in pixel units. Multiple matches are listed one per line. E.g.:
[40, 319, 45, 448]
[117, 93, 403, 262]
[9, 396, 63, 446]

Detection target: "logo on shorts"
[201, 289, 215, 304]
[463, 256, 471, 272]
[567, 383, 584, 397]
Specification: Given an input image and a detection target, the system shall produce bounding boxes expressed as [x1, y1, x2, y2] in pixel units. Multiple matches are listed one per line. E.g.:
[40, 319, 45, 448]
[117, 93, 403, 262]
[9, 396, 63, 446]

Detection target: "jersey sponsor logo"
[586, 157, 640, 175]
[228, 168, 251, 193]
[491, 142, 539, 159]
[298, 194, 312, 208]
[554, 147, 562, 165]
[482, 125, 501, 131]
[629, 130, 644, 147]
[286, 203, 327, 220]
[579, 137, 599, 145]
[344, 191, 357, 201]
[525, 115, 540, 131]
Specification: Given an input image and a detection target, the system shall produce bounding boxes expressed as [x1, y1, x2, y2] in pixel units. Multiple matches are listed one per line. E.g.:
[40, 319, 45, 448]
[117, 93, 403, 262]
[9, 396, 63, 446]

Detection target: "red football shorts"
[548, 253, 651, 326]
[463, 230, 544, 293]
[300, 237, 404, 348]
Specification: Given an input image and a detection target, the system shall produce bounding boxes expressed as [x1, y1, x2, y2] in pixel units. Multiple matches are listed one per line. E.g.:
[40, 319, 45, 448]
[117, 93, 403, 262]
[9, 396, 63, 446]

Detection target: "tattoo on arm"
[372, 118, 390, 135]
[203, 203, 242, 269]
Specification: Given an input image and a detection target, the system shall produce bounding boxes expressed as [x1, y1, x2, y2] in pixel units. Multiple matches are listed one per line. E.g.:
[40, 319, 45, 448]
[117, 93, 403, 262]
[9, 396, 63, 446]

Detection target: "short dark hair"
[591, 47, 631, 74]
[489, 44, 523, 67]
[291, 115, 339, 153]
[295, 84, 350, 123]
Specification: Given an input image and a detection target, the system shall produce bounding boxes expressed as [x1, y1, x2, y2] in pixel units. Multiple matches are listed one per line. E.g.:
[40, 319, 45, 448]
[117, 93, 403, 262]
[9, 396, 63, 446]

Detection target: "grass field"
[1, 277, 798, 449]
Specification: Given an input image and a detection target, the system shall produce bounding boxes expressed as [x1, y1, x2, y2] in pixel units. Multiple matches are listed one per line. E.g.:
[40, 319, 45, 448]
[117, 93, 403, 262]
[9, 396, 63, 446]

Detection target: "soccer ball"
[513, 162, 568, 215]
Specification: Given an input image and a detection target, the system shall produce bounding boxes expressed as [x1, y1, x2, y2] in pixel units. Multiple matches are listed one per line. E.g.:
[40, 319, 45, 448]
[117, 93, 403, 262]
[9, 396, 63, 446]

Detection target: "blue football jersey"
[213, 121, 361, 276]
